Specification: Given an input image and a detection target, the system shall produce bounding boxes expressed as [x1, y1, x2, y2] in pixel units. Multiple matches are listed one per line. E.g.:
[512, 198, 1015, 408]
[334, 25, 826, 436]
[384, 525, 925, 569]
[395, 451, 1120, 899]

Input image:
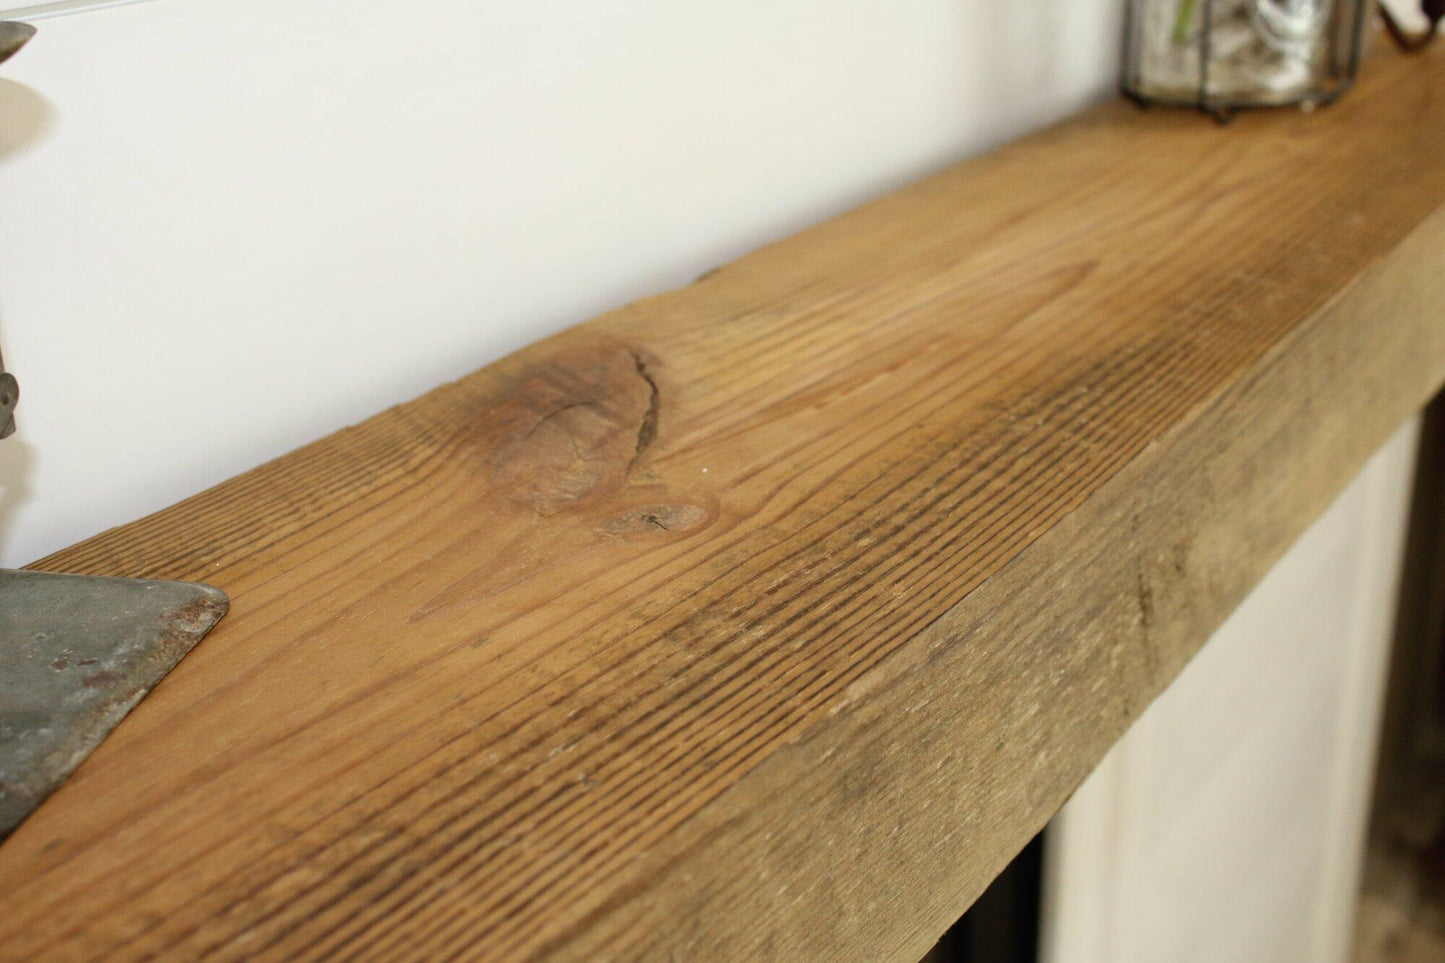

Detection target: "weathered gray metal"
[0, 368, 14, 439]
[0, 570, 228, 838]
[0, 18, 230, 842]
[1, 337, 16, 439]
[0, 21, 34, 65]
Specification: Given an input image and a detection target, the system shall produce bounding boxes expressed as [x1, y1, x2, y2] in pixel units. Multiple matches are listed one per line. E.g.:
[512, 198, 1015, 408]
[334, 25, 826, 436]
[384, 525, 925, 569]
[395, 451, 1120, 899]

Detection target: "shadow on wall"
[0, 76, 49, 160]
[954, 2, 1119, 154]
[0, 76, 52, 557]
[0, 299, 38, 562]
[0, 429, 36, 562]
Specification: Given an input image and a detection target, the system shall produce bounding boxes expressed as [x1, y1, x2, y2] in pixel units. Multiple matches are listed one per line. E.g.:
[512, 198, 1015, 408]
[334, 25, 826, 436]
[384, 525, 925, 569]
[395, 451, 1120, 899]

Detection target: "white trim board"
[0, 1, 152, 21]
[1040, 419, 1420, 963]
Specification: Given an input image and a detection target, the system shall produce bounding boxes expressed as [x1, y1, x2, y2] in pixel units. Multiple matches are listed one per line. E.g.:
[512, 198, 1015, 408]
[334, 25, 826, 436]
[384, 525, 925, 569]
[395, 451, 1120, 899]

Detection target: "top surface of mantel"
[5, 46, 1445, 963]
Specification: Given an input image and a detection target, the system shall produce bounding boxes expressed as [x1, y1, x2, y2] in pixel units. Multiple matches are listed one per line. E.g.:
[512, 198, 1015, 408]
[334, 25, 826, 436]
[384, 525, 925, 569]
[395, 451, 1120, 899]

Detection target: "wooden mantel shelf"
[6, 48, 1445, 963]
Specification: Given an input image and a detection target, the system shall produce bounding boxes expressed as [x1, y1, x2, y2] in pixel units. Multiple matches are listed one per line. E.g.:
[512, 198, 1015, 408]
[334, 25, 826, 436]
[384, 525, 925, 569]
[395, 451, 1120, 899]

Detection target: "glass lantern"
[1123, 0, 1367, 120]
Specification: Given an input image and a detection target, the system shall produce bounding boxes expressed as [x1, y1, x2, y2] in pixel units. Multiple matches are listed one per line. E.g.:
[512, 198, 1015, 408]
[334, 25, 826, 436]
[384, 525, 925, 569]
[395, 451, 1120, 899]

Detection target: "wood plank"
[4, 46, 1445, 962]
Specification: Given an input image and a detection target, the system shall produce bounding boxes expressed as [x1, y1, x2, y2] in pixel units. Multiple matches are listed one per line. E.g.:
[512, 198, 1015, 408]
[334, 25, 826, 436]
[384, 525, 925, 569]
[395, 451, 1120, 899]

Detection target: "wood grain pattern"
[4, 47, 1445, 962]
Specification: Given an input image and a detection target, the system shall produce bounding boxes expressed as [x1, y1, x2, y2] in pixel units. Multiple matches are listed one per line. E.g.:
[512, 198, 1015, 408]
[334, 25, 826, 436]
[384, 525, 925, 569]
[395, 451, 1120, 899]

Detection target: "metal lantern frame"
[1122, 0, 1368, 122]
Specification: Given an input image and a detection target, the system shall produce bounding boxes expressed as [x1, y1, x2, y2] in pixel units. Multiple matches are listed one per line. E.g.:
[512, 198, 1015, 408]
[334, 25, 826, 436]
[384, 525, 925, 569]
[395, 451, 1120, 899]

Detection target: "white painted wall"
[0, 0, 1122, 566]
[1040, 420, 1420, 963]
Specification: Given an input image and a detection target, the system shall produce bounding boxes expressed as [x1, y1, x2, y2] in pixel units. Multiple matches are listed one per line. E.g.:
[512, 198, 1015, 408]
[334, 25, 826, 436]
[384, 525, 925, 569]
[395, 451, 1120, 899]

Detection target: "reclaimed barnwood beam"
[5, 47, 1445, 963]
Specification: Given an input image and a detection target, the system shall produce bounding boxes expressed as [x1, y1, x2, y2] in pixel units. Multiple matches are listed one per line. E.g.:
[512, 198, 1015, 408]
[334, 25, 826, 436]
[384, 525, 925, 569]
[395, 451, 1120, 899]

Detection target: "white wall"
[0, 0, 1122, 566]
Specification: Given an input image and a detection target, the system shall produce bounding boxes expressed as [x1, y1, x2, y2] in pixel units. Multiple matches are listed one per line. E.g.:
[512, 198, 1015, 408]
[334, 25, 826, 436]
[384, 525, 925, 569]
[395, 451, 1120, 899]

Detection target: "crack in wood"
[627, 350, 661, 478]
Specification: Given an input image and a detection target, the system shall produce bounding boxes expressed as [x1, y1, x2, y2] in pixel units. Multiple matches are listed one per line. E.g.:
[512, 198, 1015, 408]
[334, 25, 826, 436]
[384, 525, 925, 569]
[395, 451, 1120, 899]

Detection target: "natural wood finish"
[4, 47, 1445, 963]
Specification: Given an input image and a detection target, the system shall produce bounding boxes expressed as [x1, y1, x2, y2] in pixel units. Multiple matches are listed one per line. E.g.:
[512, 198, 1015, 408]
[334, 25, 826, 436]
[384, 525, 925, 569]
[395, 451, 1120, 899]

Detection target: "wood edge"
[538, 198, 1445, 961]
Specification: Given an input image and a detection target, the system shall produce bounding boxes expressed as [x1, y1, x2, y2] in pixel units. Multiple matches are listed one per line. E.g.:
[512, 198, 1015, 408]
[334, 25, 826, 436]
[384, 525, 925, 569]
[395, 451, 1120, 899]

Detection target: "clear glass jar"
[1123, 0, 1366, 119]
